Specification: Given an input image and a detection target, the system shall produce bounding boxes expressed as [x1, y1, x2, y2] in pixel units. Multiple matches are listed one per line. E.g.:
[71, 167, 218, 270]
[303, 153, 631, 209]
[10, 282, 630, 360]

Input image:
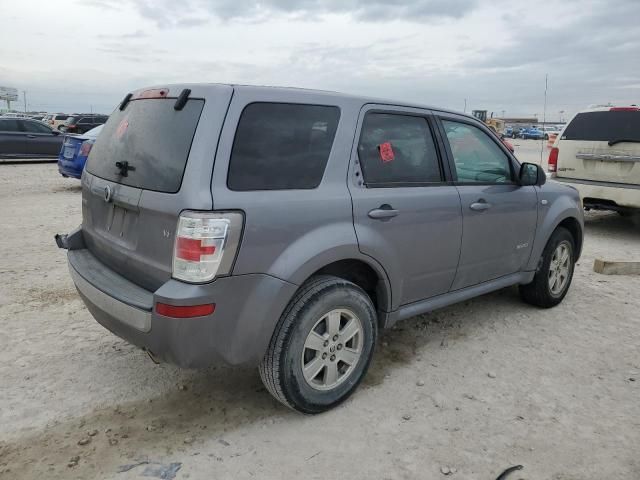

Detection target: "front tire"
[519, 227, 575, 308]
[259, 275, 377, 413]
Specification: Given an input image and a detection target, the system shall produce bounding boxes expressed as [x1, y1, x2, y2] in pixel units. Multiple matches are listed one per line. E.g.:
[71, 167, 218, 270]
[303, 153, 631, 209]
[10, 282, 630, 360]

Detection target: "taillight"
[79, 141, 93, 157]
[172, 211, 244, 283]
[548, 147, 559, 174]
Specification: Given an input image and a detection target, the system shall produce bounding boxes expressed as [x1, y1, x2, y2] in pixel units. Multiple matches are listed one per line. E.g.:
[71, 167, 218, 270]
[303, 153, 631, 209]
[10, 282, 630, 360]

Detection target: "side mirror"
[519, 162, 546, 186]
[52, 130, 61, 136]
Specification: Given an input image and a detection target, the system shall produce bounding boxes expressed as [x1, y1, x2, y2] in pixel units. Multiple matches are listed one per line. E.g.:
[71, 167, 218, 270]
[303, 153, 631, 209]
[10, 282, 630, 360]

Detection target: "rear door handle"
[26, 134, 36, 138]
[368, 206, 399, 219]
[470, 201, 491, 211]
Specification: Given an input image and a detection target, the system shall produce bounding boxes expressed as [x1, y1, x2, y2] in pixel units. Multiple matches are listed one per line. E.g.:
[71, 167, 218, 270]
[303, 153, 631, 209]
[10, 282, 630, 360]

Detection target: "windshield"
[562, 110, 640, 143]
[86, 98, 204, 193]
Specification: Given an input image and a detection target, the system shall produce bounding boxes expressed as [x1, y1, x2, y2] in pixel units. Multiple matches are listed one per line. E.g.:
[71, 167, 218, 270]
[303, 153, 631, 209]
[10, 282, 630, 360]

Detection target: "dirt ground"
[1, 153, 639, 480]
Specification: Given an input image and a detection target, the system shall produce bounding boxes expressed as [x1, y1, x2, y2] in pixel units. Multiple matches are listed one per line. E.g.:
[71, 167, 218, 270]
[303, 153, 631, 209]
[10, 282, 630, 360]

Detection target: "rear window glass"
[227, 103, 340, 191]
[358, 113, 442, 186]
[86, 98, 204, 192]
[562, 111, 640, 142]
[0, 120, 21, 132]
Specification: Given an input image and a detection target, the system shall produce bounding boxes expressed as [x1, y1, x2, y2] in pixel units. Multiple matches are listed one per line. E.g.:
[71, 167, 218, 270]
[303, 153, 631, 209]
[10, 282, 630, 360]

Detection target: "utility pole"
[501, 109, 505, 118]
[23, 91, 27, 113]
[463, 98, 467, 113]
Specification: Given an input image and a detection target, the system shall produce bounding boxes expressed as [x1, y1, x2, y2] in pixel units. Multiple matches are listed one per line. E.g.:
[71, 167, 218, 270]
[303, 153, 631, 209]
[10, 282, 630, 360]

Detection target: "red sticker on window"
[378, 142, 395, 162]
[115, 118, 129, 139]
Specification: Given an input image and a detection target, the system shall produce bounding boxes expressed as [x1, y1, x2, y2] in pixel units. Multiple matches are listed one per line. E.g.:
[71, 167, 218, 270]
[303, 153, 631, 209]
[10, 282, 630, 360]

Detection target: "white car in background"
[44, 113, 71, 130]
[549, 106, 640, 215]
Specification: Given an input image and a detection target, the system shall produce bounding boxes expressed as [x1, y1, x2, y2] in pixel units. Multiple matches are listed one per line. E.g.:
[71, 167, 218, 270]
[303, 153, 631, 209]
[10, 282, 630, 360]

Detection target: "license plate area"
[103, 204, 139, 248]
[63, 146, 75, 159]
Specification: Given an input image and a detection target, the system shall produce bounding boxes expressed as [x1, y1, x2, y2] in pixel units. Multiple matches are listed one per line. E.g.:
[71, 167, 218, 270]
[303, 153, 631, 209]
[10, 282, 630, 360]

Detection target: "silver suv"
[57, 84, 584, 413]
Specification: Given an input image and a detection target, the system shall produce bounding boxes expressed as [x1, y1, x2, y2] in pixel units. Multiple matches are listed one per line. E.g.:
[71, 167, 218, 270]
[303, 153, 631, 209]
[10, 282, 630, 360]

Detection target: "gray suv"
[57, 84, 584, 413]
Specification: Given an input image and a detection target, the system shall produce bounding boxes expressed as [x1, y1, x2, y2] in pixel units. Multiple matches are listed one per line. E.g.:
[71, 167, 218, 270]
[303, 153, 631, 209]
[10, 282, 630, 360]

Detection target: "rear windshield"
[86, 98, 204, 192]
[562, 110, 640, 142]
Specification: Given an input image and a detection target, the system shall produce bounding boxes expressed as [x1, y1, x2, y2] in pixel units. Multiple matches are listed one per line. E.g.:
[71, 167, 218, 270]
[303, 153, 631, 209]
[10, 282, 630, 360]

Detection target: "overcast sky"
[1, 0, 638, 119]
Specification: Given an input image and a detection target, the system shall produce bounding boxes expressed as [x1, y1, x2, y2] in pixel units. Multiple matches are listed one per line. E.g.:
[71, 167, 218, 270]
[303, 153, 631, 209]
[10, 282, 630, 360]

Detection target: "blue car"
[57, 125, 103, 178]
[519, 127, 544, 140]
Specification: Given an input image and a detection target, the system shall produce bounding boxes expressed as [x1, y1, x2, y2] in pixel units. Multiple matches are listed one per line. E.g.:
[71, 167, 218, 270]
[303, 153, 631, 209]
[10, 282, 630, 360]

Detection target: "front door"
[21, 120, 61, 156]
[438, 116, 538, 290]
[349, 106, 463, 309]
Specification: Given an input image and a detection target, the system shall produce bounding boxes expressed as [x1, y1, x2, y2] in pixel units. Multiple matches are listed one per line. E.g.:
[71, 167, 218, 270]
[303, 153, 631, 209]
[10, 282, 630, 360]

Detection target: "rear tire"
[259, 275, 377, 414]
[519, 227, 575, 308]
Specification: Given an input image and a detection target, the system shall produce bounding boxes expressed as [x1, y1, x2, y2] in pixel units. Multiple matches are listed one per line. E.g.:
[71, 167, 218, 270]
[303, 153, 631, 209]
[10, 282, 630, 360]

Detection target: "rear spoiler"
[117, 88, 191, 111]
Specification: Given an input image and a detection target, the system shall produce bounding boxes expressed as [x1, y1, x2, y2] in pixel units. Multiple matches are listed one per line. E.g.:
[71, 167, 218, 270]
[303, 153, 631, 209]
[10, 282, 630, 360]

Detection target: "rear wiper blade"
[608, 138, 640, 146]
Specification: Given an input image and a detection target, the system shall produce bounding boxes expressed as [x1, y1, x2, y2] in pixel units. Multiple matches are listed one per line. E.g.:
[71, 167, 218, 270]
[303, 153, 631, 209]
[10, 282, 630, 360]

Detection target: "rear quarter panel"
[210, 87, 392, 311]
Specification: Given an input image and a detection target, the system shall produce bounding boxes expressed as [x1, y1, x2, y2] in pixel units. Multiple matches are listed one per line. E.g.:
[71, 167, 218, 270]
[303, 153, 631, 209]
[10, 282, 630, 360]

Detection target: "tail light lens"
[79, 140, 93, 157]
[172, 211, 244, 283]
[548, 147, 559, 174]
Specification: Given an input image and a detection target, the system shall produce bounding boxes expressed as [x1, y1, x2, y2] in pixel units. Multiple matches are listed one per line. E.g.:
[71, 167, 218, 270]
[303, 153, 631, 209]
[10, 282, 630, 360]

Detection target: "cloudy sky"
[1, 0, 638, 119]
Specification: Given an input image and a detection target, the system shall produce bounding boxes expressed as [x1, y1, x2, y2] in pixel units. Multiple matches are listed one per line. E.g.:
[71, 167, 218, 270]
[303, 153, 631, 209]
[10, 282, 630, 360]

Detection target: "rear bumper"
[67, 246, 297, 368]
[555, 177, 640, 210]
[57, 156, 84, 179]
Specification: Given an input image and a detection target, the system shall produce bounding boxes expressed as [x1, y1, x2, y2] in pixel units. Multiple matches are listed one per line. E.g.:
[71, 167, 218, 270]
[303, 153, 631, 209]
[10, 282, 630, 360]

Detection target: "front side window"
[442, 120, 513, 184]
[358, 113, 442, 186]
[228, 103, 340, 191]
[22, 121, 52, 134]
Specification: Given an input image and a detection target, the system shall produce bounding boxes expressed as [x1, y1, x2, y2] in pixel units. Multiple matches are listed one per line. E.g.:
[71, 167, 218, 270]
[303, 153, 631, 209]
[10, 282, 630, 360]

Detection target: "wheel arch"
[557, 216, 583, 260]
[292, 254, 392, 328]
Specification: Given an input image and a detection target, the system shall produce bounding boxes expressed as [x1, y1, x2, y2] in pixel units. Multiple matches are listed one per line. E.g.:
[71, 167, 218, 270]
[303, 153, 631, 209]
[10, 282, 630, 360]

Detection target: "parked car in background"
[60, 114, 108, 134]
[44, 113, 71, 130]
[0, 117, 63, 158]
[540, 125, 561, 140]
[519, 127, 544, 140]
[57, 83, 584, 413]
[505, 126, 525, 139]
[0, 112, 26, 119]
[550, 106, 640, 215]
[57, 125, 103, 178]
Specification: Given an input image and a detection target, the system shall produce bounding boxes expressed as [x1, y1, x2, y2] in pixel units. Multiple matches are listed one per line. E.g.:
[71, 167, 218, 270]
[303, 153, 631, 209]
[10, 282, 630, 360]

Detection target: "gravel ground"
[1, 157, 639, 480]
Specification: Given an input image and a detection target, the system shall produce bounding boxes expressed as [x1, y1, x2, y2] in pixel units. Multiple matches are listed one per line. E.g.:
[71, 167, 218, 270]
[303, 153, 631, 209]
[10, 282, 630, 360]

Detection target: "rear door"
[0, 119, 27, 156]
[437, 115, 538, 290]
[82, 85, 233, 291]
[556, 109, 640, 185]
[350, 105, 463, 307]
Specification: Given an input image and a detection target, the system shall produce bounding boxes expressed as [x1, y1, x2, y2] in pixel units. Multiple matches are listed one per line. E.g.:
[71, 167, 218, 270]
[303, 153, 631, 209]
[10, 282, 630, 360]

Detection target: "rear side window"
[86, 98, 204, 192]
[227, 103, 340, 191]
[0, 120, 21, 132]
[562, 110, 640, 142]
[55, 115, 68, 120]
[358, 113, 442, 186]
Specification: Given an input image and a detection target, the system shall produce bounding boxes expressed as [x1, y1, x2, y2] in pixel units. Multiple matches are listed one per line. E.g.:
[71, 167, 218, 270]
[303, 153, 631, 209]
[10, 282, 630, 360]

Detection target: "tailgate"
[81, 85, 233, 291]
[556, 110, 640, 185]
